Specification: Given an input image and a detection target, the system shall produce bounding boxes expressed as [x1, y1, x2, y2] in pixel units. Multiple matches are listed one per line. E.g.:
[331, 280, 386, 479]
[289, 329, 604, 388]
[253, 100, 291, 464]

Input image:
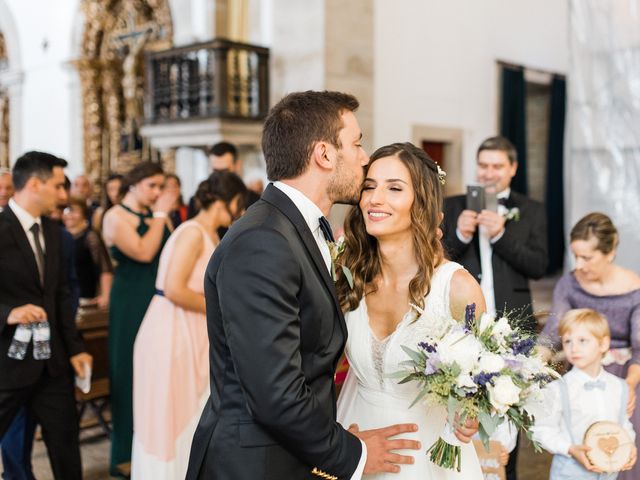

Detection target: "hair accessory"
[436, 164, 447, 186]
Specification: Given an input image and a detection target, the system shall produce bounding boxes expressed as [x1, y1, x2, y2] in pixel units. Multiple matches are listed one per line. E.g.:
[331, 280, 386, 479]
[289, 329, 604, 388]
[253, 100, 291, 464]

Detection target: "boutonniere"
[327, 236, 354, 289]
[503, 207, 520, 222]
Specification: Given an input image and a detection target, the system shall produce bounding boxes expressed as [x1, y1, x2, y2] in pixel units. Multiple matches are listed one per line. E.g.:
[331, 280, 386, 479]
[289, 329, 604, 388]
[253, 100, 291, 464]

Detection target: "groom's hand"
[349, 423, 420, 474]
[453, 414, 479, 443]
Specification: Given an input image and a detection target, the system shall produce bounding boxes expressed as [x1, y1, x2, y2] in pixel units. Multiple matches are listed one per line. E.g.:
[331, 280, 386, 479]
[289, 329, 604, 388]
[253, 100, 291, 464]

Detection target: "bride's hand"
[453, 414, 479, 443]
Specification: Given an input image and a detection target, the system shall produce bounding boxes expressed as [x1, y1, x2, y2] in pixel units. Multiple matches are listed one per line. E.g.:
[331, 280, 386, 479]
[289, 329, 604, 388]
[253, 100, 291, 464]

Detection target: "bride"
[336, 142, 486, 479]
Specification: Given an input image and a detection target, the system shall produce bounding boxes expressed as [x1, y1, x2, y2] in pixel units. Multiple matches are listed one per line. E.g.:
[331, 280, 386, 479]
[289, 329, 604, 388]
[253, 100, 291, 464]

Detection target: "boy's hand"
[625, 381, 636, 417]
[621, 446, 638, 471]
[499, 444, 509, 466]
[569, 444, 602, 473]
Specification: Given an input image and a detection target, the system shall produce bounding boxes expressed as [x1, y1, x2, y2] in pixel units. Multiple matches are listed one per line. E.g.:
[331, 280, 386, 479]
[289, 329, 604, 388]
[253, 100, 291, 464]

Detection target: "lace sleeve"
[85, 230, 113, 274]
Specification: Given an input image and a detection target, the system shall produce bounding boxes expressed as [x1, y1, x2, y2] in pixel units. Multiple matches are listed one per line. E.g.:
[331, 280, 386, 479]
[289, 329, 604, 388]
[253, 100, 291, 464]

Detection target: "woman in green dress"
[102, 162, 177, 475]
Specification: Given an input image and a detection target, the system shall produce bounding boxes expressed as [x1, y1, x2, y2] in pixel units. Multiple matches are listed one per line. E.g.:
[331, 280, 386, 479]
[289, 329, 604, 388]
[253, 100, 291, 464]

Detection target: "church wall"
[0, 0, 22, 164]
[4, 0, 82, 172]
[268, 0, 326, 103]
[373, 0, 569, 186]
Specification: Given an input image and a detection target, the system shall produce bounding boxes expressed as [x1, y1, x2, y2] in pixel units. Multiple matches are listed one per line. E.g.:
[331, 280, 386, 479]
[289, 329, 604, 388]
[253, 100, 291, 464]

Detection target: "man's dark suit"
[0, 206, 85, 479]
[442, 191, 548, 332]
[187, 184, 361, 479]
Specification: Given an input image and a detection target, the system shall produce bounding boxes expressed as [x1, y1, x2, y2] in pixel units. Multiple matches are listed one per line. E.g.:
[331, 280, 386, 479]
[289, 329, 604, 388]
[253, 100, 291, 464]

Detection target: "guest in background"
[132, 171, 247, 480]
[92, 173, 123, 234]
[70, 174, 99, 213]
[164, 173, 188, 229]
[540, 212, 640, 480]
[188, 142, 241, 218]
[534, 308, 636, 478]
[0, 151, 92, 480]
[208, 141, 241, 174]
[1, 172, 80, 480]
[63, 196, 113, 309]
[49, 176, 80, 314]
[0, 167, 14, 211]
[102, 162, 177, 476]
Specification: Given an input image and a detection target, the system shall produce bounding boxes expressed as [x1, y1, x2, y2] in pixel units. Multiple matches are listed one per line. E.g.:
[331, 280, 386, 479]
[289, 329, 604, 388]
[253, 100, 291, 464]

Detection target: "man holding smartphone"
[441, 136, 548, 480]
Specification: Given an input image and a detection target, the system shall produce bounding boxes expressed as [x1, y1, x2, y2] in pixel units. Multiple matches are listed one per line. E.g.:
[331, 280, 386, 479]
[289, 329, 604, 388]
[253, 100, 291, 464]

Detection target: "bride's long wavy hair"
[336, 142, 444, 312]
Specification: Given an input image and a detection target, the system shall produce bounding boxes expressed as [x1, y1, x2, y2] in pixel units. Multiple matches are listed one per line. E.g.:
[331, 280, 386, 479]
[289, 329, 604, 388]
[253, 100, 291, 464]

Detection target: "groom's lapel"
[261, 185, 347, 337]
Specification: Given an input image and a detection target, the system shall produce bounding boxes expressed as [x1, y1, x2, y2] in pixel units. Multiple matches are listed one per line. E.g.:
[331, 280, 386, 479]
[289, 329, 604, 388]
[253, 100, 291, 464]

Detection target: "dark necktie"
[29, 223, 45, 285]
[584, 379, 606, 391]
[497, 197, 509, 207]
[318, 216, 335, 243]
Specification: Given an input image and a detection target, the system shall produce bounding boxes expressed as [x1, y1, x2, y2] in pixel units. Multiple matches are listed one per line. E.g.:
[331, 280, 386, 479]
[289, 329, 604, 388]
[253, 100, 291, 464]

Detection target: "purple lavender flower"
[465, 303, 476, 330]
[533, 373, 554, 384]
[512, 337, 536, 356]
[473, 372, 498, 387]
[505, 358, 522, 369]
[418, 341, 437, 353]
[424, 352, 441, 375]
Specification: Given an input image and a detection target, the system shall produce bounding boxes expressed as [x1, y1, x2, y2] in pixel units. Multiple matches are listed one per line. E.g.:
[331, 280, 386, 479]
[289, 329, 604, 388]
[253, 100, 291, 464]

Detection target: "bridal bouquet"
[394, 304, 558, 471]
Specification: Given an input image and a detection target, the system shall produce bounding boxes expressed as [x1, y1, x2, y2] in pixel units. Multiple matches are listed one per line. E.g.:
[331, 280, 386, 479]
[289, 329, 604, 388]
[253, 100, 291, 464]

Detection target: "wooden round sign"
[583, 421, 634, 472]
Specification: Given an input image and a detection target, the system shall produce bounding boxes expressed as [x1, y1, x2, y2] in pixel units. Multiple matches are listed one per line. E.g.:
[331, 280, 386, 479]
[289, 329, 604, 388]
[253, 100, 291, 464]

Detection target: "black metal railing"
[144, 38, 269, 123]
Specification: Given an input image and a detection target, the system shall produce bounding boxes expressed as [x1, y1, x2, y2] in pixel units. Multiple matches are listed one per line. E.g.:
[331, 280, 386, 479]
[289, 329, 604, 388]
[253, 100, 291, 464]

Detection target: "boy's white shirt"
[473, 420, 518, 453]
[532, 366, 635, 456]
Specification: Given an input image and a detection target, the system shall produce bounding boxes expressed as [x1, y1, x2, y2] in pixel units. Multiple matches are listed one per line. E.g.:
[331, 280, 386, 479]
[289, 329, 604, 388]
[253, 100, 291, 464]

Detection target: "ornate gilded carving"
[0, 32, 7, 64]
[0, 32, 9, 168]
[0, 92, 9, 169]
[76, 0, 173, 189]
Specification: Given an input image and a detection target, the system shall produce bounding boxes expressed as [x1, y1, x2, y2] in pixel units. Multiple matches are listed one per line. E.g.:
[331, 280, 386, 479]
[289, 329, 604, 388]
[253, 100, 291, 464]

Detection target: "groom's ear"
[311, 141, 333, 171]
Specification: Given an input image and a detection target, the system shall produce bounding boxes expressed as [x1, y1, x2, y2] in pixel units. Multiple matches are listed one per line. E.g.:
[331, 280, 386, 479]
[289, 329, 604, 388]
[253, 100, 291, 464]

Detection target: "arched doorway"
[76, 0, 173, 185]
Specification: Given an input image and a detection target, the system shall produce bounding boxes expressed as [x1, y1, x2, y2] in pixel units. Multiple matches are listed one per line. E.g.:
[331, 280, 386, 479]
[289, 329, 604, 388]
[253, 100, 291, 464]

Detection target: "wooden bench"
[75, 304, 111, 437]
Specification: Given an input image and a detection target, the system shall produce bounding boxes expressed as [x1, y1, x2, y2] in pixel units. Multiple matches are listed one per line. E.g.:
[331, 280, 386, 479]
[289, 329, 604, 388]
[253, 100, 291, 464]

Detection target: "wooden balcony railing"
[144, 38, 269, 123]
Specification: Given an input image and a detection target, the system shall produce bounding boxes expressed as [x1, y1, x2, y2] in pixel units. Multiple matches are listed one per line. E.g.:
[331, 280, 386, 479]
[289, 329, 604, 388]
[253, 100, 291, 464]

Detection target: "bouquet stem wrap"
[427, 421, 462, 471]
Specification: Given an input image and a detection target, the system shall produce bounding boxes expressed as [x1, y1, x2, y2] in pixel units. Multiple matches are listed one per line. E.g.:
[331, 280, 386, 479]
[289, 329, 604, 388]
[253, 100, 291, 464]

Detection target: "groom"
[186, 91, 425, 479]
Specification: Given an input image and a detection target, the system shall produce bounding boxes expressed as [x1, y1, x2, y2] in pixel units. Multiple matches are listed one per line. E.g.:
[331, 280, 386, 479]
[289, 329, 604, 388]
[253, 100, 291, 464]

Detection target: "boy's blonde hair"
[558, 308, 610, 341]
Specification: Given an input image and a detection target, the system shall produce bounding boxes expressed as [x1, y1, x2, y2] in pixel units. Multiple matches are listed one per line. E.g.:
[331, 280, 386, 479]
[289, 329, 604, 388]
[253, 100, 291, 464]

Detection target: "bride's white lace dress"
[337, 262, 483, 479]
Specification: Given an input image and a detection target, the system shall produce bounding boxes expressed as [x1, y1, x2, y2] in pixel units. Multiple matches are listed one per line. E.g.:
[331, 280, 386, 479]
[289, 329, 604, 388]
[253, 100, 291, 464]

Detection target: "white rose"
[488, 376, 521, 415]
[478, 312, 495, 334]
[478, 352, 505, 374]
[438, 330, 481, 374]
[456, 373, 478, 392]
[492, 317, 512, 338]
[521, 383, 546, 419]
[519, 354, 546, 380]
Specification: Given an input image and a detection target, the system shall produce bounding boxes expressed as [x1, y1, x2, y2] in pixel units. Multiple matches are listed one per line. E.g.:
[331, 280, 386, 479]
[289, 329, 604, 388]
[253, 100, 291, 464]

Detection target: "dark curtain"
[545, 76, 566, 274]
[500, 66, 528, 194]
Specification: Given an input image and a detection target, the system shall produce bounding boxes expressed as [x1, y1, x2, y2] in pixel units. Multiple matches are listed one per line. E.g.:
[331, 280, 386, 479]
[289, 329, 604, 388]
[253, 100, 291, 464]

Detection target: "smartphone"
[484, 188, 498, 213]
[466, 185, 485, 213]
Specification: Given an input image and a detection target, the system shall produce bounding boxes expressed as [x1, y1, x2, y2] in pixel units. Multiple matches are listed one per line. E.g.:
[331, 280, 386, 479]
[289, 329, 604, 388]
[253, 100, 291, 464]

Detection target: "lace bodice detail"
[344, 262, 463, 396]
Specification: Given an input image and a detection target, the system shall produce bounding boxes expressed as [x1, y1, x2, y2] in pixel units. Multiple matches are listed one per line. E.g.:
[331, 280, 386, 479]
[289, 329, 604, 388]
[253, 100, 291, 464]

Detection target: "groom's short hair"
[262, 90, 359, 181]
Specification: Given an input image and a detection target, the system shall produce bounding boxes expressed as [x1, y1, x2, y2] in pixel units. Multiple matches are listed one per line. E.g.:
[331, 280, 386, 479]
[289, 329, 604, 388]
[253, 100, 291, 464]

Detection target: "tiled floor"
[4, 277, 560, 480]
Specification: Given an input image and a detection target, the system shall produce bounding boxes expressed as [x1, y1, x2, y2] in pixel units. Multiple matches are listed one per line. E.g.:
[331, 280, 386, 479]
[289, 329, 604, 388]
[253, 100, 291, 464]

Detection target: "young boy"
[533, 308, 637, 479]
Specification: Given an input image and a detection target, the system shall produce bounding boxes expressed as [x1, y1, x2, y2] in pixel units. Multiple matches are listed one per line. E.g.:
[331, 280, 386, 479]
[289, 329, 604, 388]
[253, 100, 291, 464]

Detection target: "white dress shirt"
[9, 197, 46, 257]
[272, 182, 367, 479]
[532, 367, 635, 456]
[456, 188, 509, 315]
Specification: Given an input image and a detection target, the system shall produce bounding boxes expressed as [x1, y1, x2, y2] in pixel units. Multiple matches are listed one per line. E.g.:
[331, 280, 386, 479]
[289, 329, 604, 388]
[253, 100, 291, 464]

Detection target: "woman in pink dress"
[131, 171, 247, 479]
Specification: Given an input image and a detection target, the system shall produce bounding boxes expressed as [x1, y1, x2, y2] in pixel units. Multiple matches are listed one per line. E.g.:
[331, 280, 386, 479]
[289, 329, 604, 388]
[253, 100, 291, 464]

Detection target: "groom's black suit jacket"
[442, 191, 548, 332]
[187, 185, 361, 479]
